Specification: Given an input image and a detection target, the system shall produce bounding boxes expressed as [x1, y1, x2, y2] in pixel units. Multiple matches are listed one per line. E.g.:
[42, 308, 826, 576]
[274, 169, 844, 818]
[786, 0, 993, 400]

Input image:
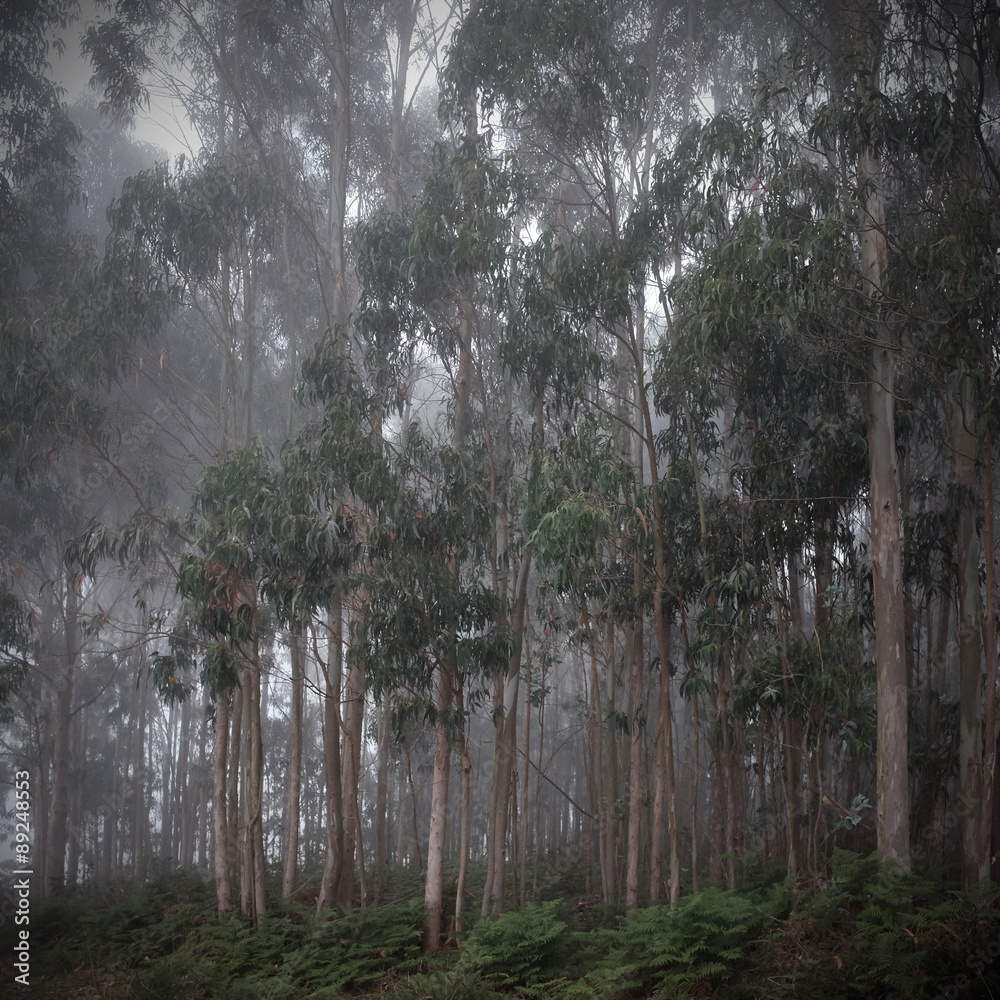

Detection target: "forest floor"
[6, 851, 1000, 1000]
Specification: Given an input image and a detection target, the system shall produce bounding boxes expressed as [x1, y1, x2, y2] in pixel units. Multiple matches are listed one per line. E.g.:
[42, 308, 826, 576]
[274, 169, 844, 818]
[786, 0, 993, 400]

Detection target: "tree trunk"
[44, 578, 78, 895]
[337, 627, 365, 906]
[320, 597, 345, 909]
[133, 659, 148, 878]
[424, 664, 453, 951]
[213, 689, 233, 917]
[863, 181, 910, 868]
[282, 625, 306, 901]
[854, 0, 909, 869]
[484, 551, 531, 916]
[239, 599, 266, 926]
[374, 696, 390, 904]
[455, 688, 473, 937]
[625, 593, 644, 910]
[953, 373, 985, 884]
[980, 428, 998, 882]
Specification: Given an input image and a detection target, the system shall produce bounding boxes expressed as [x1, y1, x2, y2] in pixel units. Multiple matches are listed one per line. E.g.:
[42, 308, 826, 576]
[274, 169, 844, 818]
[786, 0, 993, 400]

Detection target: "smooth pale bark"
[213, 690, 233, 917]
[197, 698, 209, 868]
[387, 0, 417, 211]
[374, 697, 390, 903]
[239, 596, 266, 926]
[765, 533, 799, 878]
[517, 638, 531, 907]
[483, 550, 532, 916]
[66, 707, 84, 888]
[133, 660, 148, 878]
[861, 186, 910, 868]
[178, 696, 194, 866]
[581, 600, 612, 901]
[717, 656, 738, 889]
[625, 294, 647, 911]
[282, 626, 306, 901]
[337, 641, 365, 906]
[319, 597, 345, 909]
[643, 411, 681, 907]
[424, 665, 453, 950]
[323, 4, 353, 898]
[603, 613, 620, 900]
[327, 0, 350, 329]
[240, 669, 251, 918]
[162, 701, 175, 861]
[44, 578, 78, 895]
[853, 0, 909, 869]
[625, 602, 644, 910]
[227, 683, 242, 890]
[425, 247, 475, 947]
[455, 690, 473, 936]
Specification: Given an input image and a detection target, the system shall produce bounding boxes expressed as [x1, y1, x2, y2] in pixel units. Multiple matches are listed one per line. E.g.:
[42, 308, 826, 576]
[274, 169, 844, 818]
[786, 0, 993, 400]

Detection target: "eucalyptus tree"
[656, 0, 1000, 882]
[0, 1, 190, 897]
[354, 105, 524, 938]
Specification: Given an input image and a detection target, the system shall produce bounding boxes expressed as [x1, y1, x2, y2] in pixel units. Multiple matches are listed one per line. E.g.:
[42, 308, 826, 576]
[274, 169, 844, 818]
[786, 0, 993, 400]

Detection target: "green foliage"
[0, 587, 30, 700]
[21, 863, 1000, 1000]
[463, 901, 569, 987]
[392, 965, 503, 1000]
[527, 413, 638, 596]
[612, 884, 790, 1000]
[444, 0, 648, 145]
[280, 898, 426, 996]
[753, 852, 1000, 1000]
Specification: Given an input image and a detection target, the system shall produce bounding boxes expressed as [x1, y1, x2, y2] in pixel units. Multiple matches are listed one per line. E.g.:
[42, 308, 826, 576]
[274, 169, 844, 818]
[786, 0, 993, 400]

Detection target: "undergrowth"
[11, 853, 999, 1000]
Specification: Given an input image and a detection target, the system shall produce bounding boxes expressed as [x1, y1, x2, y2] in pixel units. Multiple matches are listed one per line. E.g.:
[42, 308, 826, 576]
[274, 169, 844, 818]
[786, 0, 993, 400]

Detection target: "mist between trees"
[1, 0, 999, 949]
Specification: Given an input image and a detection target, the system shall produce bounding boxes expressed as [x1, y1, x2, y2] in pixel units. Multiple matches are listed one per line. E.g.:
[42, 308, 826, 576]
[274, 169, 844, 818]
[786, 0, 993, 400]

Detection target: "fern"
[610, 883, 789, 999]
[463, 901, 569, 986]
[280, 898, 425, 994]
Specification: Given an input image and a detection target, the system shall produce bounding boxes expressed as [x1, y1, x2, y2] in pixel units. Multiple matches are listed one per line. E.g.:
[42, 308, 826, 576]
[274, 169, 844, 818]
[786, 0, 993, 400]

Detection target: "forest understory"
[4, 853, 1000, 1000]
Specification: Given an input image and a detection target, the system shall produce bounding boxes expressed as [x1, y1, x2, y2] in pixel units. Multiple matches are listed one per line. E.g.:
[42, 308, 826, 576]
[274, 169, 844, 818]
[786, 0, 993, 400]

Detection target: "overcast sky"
[47, 1, 198, 162]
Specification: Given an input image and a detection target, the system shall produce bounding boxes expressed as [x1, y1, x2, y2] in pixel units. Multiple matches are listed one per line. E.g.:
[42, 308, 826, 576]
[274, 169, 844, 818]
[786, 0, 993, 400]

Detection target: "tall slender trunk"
[862, 147, 910, 868]
[227, 683, 242, 890]
[455, 687, 473, 936]
[484, 550, 532, 915]
[162, 700, 176, 861]
[980, 428, 998, 881]
[638, 392, 680, 906]
[387, 0, 417, 211]
[850, 0, 909, 868]
[213, 690, 233, 916]
[197, 697, 209, 868]
[338, 625, 365, 906]
[320, 597, 345, 908]
[66, 706, 84, 888]
[424, 664, 453, 950]
[425, 216, 475, 944]
[517, 634, 531, 907]
[765, 533, 800, 879]
[952, 0, 990, 887]
[625, 579, 644, 910]
[44, 577, 77, 895]
[133, 659, 148, 878]
[954, 373, 985, 884]
[374, 696, 390, 903]
[239, 595, 266, 926]
[282, 625, 306, 901]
